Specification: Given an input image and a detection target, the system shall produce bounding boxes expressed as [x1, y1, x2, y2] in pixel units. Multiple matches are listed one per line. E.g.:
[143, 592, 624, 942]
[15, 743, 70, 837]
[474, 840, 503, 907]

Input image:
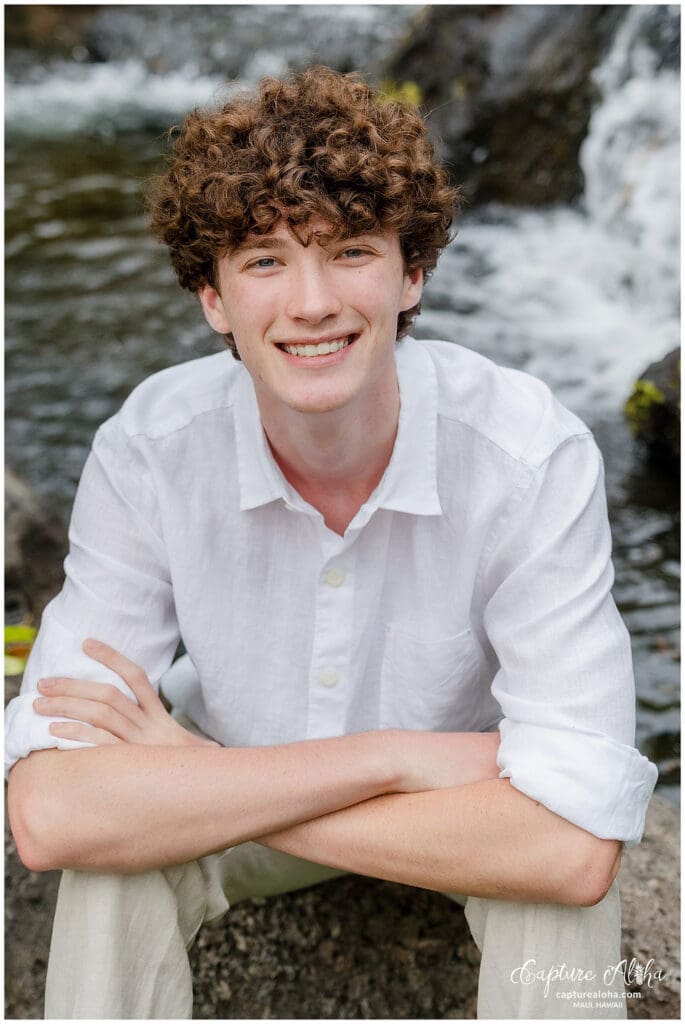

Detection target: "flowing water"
[5, 4, 679, 799]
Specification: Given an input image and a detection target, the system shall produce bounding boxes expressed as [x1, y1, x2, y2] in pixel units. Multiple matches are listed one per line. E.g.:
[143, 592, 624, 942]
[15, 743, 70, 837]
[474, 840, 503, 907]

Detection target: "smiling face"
[198, 221, 423, 419]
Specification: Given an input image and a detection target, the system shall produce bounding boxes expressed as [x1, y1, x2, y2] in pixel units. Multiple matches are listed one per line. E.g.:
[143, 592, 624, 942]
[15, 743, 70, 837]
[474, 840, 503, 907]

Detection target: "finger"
[37, 678, 143, 725]
[49, 721, 120, 746]
[34, 696, 140, 742]
[82, 639, 160, 713]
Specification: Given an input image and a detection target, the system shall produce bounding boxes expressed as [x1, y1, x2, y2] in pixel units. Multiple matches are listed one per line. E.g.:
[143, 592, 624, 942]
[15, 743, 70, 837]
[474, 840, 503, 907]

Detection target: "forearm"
[8, 732, 402, 873]
[259, 778, 622, 907]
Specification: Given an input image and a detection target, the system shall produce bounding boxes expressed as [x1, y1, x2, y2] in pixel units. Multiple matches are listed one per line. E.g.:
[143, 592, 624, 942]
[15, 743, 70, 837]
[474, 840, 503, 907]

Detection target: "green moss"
[624, 378, 666, 435]
[4, 623, 37, 676]
[379, 80, 422, 108]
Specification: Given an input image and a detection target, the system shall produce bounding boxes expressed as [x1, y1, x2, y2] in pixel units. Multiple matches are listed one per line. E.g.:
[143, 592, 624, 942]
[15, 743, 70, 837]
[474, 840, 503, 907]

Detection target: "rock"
[4, 802, 61, 1021]
[624, 349, 680, 469]
[4, 5, 101, 58]
[632, 5, 681, 73]
[382, 4, 626, 206]
[187, 875, 481, 1019]
[5, 468, 68, 629]
[619, 793, 680, 1018]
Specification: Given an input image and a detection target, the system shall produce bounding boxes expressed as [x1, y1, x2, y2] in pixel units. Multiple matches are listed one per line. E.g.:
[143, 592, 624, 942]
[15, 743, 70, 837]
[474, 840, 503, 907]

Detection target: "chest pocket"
[379, 623, 484, 731]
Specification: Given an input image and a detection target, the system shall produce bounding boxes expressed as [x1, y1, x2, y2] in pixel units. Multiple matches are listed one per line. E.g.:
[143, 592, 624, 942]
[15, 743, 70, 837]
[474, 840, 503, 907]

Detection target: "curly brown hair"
[149, 66, 460, 356]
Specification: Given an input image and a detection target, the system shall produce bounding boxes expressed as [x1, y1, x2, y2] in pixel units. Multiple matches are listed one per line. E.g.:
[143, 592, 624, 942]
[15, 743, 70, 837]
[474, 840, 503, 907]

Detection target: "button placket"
[305, 548, 356, 738]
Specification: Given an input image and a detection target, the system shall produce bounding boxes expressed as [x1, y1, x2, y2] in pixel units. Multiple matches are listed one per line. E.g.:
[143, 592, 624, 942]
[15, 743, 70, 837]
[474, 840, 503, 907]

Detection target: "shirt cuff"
[4, 693, 94, 778]
[496, 718, 658, 844]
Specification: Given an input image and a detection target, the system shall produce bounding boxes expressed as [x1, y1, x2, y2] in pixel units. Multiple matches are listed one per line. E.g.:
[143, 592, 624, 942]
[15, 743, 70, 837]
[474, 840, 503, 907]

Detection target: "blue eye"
[254, 257, 277, 268]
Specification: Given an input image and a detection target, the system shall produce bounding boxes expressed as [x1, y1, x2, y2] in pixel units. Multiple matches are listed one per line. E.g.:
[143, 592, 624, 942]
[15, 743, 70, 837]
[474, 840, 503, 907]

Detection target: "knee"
[57, 860, 214, 947]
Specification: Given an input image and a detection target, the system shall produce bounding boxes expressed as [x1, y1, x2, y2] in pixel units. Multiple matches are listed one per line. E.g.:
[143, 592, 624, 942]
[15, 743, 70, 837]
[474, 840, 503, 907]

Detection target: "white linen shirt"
[5, 338, 657, 841]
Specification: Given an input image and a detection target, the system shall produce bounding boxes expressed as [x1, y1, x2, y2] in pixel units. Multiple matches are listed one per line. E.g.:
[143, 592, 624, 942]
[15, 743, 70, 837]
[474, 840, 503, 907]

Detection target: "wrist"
[335, 730, 405, 797]
[475, 731, 501, 779]
[187, 732, 221, 748]
[173, 721, 220, 748]
[373, 729, 409, 793]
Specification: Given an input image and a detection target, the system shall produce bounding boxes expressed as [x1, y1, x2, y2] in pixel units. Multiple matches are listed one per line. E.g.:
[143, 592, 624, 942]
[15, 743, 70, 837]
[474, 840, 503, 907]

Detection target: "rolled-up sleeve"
[4, 417, 180, 776]
[482, 433, 658, 844]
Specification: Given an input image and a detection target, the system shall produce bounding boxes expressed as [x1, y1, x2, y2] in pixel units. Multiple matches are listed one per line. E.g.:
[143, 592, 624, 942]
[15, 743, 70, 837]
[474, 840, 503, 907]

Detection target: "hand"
[33, 639, 218, 749]
[389, 728, 502, 793]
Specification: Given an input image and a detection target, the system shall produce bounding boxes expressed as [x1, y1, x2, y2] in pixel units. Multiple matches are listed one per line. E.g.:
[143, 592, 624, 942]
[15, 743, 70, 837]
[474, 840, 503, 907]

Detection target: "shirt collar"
[234, 369, 286, 510]
[234, 337, 442, 517]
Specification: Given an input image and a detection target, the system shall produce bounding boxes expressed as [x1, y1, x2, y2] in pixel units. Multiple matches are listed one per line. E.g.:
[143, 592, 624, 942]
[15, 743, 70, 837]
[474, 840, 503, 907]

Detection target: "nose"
[285, 263, 343, 324]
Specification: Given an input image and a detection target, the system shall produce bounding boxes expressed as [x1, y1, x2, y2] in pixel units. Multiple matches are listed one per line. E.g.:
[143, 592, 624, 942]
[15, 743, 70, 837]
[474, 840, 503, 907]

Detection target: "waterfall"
[423, 6, 679, 416]
[580, 5, 680, 321]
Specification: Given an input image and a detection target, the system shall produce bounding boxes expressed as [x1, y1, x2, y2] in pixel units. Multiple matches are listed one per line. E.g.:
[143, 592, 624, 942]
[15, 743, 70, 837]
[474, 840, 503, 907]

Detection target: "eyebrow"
[233, 230, 384, 256]
[234, 236, 288, 254]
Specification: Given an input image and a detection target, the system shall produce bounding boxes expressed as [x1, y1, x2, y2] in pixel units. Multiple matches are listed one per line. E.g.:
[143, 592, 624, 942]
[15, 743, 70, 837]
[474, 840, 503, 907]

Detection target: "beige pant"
[44, 843, 626, 1020]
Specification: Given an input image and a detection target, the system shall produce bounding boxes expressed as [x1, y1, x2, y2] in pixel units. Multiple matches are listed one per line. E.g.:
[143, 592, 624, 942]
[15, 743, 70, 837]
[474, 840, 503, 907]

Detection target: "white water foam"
[424, 204, 678, 418]
[5, 4, 417, 135]
[421, 6, 679, 417]
[581, 5, 680, 323]
[5, 61, 234, 136]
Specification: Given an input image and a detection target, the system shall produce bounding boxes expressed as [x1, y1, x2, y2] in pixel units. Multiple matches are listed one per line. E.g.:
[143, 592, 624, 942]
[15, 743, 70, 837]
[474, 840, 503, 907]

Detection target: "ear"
[400, 266, 423, 312]
[198, 284, 232, 334]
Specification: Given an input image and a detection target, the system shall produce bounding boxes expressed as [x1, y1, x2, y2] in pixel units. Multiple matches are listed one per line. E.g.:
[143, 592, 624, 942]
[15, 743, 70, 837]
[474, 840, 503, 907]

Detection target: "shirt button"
[320, 669, 339, 688]
[325, 568, 346, 587]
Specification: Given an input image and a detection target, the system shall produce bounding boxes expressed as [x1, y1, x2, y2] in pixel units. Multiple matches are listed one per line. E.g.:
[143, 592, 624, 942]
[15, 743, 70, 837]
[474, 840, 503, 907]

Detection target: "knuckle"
[131, 668, 149, 688]
[53, 721, 81, 739]
[101, 684, 120, 704]
[101, 705, 118, 728]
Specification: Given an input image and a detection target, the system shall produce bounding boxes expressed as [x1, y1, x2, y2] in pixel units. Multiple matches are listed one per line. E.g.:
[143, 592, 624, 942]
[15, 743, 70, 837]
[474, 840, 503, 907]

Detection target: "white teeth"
[284, 336, 351, 357]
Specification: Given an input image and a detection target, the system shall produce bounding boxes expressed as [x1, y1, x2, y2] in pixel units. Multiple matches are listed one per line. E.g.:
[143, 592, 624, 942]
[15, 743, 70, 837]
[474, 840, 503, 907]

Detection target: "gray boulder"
[5, 467, 67, 628]
[382, 5, 626, 206]
[624, 349, 680, 470]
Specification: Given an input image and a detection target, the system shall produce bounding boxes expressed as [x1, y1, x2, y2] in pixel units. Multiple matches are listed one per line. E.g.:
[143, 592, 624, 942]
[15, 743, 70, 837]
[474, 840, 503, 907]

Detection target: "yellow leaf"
[5, 654, 27, 676]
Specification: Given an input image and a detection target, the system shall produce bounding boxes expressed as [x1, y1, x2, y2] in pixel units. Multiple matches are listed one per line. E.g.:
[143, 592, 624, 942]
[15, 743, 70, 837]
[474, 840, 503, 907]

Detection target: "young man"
[7, 67, 656, 1019]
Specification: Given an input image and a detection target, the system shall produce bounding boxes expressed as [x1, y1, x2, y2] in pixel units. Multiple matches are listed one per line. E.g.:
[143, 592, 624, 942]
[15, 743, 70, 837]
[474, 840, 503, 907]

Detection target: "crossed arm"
[8, 641, 621, 906]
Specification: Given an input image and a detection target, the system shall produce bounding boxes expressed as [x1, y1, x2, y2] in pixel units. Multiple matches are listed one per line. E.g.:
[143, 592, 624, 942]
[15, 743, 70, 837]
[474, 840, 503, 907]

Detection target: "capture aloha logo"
[510, 961, 595, 999]
[509, 956, 666, 1010]
[604, 957, 665, 990]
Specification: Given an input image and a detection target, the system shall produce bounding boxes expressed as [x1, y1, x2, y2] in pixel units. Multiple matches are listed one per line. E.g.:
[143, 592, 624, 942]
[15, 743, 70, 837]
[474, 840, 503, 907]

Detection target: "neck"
[256, 375, 401, 534]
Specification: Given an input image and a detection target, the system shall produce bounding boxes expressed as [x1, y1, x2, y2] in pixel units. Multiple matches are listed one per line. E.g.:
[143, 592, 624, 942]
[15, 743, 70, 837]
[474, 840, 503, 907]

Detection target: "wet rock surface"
[4, 4, 101, 56]
[5, 468, 68, 628]
[383, 5, 627, 205]
[4, 790, 679, 1018]
[624, 348, 680, 470]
